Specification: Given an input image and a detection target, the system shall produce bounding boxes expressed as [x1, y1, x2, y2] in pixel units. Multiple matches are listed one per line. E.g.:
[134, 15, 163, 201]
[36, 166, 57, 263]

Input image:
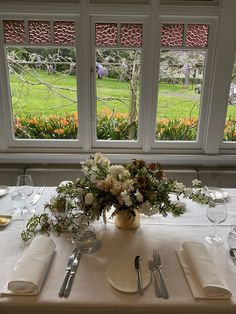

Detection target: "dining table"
[0, 186, 236, 314]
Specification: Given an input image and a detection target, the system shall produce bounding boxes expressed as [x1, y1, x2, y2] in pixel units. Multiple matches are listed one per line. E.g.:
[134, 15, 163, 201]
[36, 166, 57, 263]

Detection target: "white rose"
[85, 193, 94, 205]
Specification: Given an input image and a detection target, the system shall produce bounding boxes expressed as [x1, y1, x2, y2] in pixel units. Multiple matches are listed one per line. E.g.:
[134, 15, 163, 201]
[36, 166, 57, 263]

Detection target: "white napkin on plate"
[4, 235, 56, 296]
[177, 241, 232, 299]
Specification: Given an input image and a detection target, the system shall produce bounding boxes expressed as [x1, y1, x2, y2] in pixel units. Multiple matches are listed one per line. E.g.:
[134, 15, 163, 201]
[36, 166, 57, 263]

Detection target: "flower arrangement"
[21, 153, 214, 241]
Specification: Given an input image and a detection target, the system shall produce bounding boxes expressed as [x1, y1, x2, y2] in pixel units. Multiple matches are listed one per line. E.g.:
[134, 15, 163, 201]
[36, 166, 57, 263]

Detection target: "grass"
[10, 70, 236, 120]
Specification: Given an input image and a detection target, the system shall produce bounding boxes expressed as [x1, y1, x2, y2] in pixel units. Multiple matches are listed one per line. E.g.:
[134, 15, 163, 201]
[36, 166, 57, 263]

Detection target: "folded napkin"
[5, 235, 56, 295]
[177, 241, 232, 299]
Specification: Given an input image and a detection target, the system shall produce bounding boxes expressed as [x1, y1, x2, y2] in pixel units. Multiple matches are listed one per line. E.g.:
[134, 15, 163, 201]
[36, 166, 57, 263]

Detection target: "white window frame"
[1, 1, 236, 166]
[149, 15, 218, 150]
[0, 13, 83, 149]
[90, 15, 149, 149]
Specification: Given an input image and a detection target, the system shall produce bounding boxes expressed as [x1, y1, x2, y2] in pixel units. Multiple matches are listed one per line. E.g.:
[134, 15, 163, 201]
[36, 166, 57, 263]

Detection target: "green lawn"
[10, 70, 236, 120]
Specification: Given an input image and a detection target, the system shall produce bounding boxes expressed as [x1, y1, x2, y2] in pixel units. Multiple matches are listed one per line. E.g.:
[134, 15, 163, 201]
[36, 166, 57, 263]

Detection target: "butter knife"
[58, 247, 79, 297]
[134, 255, 143, 295]
[64, 252, 81, 297]
[30, 186, 45, 205]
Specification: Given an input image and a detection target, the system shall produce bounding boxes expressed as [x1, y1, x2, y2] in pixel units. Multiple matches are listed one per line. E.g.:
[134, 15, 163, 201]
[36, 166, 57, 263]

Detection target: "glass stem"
[213, 222, 217, 237]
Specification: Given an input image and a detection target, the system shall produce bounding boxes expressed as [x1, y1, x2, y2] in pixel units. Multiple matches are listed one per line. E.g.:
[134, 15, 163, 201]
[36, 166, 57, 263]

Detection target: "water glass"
[16, 174, 34, 215]
[11, 191, 27, 219]
[76, 225, 99, 254]
[205, 198, 227, 247]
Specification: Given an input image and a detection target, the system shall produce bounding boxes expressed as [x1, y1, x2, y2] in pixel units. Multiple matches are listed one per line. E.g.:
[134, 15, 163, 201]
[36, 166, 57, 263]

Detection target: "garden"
[8, 47, 236, 141]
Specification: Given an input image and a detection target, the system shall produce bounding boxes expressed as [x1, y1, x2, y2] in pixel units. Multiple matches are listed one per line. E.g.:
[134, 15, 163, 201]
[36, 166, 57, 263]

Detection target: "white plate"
[106, 257, 151, 293]
[204, 187, 229, 200]
[0, 215, 12, 227]
[0, 185, 9, 197]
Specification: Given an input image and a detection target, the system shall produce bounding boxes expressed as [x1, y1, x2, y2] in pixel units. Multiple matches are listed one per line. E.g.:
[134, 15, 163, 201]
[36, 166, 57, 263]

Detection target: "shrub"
[13, 110, 236, 142]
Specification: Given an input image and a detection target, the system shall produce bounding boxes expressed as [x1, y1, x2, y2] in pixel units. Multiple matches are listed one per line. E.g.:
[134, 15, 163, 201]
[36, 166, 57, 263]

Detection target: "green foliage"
[13, 111, 236, 141]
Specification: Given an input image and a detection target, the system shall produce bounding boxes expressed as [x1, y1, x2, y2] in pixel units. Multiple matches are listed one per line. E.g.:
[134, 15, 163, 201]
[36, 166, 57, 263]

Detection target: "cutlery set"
[59, 248, 81, 297]
[30, 186, 45, 205]
[136, 250, 169, 298]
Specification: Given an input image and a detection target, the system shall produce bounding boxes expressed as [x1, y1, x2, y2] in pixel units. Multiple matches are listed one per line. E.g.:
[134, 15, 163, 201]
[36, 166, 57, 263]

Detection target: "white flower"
[121, 190, 133, 207]
[110, 165, 125, 178]
[135, 190, 143, 202]
[174, 181, 186, 193]
[192, 179, 201, 187]
[85, 193, 94, 205]
[184, 188, 192, 197]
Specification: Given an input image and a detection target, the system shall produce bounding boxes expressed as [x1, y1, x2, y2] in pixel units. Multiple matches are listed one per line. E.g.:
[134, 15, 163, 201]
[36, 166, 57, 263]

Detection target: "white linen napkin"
[176, 241, 232, 299]
[4, 235, 56, 296]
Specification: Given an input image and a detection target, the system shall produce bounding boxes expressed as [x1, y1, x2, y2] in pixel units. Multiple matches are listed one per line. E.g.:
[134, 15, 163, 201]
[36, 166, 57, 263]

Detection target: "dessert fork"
[153, 249, 169, 299]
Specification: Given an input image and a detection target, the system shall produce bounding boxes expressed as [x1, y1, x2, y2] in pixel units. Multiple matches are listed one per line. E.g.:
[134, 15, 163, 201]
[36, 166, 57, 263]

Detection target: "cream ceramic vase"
[115, 209, 140, 230]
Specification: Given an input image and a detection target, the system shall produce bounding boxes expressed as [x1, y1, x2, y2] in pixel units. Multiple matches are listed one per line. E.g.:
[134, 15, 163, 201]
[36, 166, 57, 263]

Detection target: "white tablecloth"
[0, 187, 236, 314]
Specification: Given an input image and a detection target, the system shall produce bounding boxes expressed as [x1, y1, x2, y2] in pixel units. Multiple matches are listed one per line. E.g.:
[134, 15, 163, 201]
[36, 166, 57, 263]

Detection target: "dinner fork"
[148, 260, 162, 298]
[153, 249, 169, 299]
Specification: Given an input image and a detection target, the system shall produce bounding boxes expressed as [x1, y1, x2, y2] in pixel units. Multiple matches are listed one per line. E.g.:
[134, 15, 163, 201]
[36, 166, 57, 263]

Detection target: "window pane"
[28, 21, 51, 44]
[120, 24, 142, 47]
[95, 23, 118, 46]
[3, 20, 26, 44]
[7, 47, 78, 140]
[224, 53, 236, 142]
[156, 50, 207, 141]
[54, 21, 76, 46]
[96, 49, 141, 140]
[186, 24, 209, 48]
[161, 24, 184, 47]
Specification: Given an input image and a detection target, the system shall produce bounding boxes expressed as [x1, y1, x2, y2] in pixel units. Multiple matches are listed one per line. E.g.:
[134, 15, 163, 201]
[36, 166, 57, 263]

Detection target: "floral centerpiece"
[21, 153, 214, 241]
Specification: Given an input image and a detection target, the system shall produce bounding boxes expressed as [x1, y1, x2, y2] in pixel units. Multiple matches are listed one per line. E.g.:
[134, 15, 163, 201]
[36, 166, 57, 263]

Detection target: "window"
[2, 18, 80, 147]
[91, 18, 146, 148]
[0, 1, 236, 165]
[154, 22, 210, 145]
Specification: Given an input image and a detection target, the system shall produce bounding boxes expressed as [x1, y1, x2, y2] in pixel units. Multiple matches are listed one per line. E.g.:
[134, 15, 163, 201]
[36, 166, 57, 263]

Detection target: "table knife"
[64, 252, 81, 297]
[30, 186, 45, 205]
[134, 255, 143, 295]
[58, 247, 79, 297]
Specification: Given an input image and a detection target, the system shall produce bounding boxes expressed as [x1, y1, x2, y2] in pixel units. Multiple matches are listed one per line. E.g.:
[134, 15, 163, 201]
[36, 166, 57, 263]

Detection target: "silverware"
[148, 260, 162, 298]
[58, 247, 79, 297]
[64, 252, 81, 297]
[30, 186, 45, 205]
[153, 249, 169, 299]
[134, 255, 143, 295]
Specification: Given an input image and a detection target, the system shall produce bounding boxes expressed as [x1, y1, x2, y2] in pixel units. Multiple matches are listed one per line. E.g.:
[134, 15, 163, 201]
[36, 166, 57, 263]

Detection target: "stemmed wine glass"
[16, 175, 34, 216]
[205, 198, 227, 247]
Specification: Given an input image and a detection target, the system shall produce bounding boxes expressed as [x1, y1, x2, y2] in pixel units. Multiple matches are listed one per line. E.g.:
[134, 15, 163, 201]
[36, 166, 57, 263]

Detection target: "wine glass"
[16, 175, 34, 216]
[205, 198, 227, 247]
